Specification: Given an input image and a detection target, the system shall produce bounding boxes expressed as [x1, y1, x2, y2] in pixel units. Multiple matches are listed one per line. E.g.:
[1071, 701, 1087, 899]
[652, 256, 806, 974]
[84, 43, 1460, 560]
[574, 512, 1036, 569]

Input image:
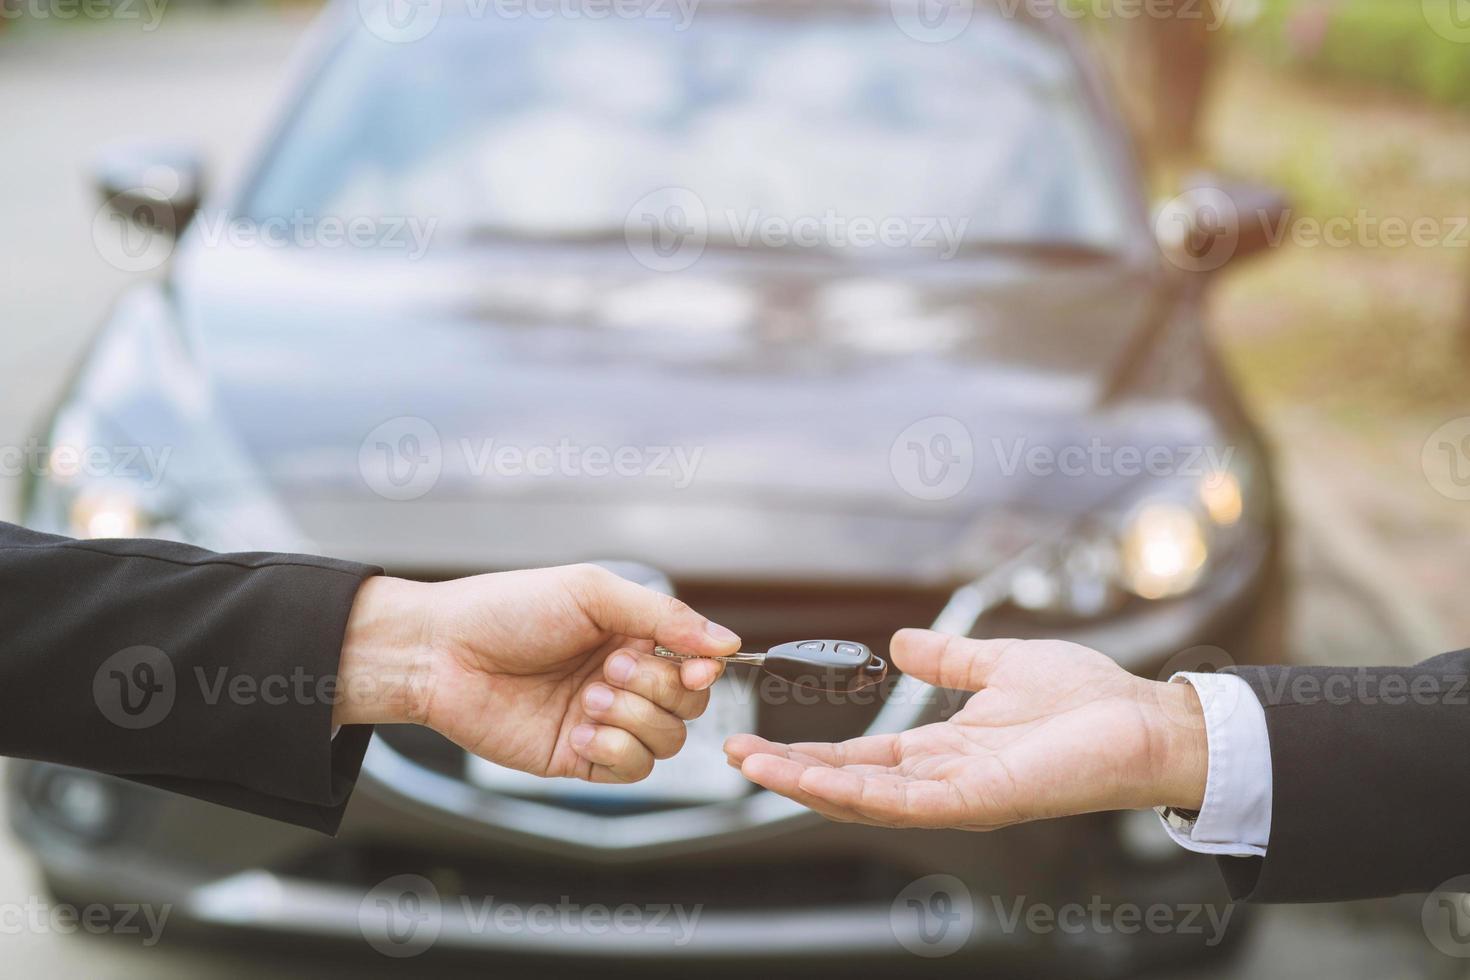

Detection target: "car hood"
[119, 244, 1216, 581]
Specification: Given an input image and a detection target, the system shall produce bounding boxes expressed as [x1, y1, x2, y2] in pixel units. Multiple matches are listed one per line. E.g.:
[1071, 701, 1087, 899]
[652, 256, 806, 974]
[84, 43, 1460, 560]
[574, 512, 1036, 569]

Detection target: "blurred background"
[1, 0, 1469, 976]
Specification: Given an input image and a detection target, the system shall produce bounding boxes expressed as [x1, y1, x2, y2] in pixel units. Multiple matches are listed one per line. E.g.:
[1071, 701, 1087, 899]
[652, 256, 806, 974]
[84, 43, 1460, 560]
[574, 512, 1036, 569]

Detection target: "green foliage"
[1240, 0, 1470, 109]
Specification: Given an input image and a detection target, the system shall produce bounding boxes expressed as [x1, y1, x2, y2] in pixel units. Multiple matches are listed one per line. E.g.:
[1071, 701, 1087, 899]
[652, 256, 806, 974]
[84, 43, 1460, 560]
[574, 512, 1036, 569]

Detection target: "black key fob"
[762, 639, 889, 693]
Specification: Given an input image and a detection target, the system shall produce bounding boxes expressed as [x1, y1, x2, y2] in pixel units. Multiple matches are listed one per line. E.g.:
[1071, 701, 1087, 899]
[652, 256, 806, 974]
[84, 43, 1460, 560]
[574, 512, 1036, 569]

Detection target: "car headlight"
[69, 485, 148, 539]
[43, 478, 186, 542]
[1118, 501, 1208, 600]
[24, 408, 185, 541]
[1006, 456, 1259, 620]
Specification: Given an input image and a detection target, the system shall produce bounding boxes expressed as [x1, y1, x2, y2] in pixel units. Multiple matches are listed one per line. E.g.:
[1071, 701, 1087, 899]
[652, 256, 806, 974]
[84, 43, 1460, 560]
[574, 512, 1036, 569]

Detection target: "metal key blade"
[653, 645, 766, 666]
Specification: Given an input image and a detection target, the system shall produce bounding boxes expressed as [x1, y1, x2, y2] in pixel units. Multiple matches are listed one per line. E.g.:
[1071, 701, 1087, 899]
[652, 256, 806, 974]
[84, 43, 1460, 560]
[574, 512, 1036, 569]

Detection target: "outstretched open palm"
[724, 629, 1206, 829]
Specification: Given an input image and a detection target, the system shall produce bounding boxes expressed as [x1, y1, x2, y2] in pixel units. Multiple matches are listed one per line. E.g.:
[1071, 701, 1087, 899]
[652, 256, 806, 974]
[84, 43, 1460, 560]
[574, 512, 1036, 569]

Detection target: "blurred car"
[11, 0, 1287, 973]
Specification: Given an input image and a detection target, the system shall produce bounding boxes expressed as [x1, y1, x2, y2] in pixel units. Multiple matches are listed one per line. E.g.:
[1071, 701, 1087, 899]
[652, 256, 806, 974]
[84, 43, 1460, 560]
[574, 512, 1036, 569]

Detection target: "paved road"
[0, 11, 1461, 978]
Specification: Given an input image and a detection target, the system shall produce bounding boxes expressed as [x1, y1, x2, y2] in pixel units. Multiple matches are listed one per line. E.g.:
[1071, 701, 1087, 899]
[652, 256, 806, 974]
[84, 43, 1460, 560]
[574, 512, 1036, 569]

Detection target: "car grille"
[279, 843, 918, 913]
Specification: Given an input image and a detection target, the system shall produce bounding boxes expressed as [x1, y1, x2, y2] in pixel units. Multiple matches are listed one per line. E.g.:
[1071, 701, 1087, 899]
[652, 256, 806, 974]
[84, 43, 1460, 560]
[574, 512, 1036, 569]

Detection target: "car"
[11, 0, 1288, 973]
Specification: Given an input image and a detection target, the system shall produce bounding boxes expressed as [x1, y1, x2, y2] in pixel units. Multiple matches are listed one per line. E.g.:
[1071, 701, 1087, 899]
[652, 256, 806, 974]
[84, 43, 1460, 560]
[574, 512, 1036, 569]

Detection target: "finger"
[797, 767, 972, 828]
[569, 723, 655, 782]
[724, 732, 900, 769]
[891, 629, 1022, 692]
[582, 683, 687, 760]
[737, 753, 865, 824]
[572, 565, 741, 660]
[604, 650, 712, 719]
[678, 657, 725, 693]
[723, 732, 783, 765]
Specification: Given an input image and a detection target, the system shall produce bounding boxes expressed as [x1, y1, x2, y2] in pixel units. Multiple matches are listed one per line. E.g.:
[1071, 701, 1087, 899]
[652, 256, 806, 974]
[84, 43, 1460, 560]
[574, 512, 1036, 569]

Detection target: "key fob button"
[761, 639, 887, 693]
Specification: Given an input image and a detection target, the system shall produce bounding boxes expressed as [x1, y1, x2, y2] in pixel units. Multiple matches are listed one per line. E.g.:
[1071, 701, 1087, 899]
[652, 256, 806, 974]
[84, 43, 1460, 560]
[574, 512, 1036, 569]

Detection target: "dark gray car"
[11, 0, 1286, 973]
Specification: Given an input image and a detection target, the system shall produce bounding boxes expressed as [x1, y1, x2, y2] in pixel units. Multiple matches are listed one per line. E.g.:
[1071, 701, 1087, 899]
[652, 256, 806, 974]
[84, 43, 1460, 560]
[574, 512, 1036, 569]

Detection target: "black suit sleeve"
[0, 521, 383, 834]
[1215, 650, 1470, 903]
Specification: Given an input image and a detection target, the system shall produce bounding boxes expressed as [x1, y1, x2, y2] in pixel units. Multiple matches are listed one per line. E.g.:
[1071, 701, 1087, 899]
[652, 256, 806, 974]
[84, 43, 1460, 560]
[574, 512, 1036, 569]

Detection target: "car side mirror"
[92, 142, 204, 240]
[1154, 175, 1290, 274]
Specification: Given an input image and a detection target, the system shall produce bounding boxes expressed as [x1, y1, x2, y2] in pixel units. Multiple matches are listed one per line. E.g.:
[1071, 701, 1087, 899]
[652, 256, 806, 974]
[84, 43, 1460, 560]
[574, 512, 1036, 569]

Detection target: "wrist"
[1141, 678, 1209, 811]
[334, 576, 438, 727]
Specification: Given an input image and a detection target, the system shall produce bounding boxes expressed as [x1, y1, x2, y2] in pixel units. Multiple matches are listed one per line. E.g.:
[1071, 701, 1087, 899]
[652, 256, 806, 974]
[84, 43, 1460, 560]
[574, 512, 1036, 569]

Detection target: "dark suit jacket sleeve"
[1214, 649, 1470, 903]
[0, 521, 383, 834]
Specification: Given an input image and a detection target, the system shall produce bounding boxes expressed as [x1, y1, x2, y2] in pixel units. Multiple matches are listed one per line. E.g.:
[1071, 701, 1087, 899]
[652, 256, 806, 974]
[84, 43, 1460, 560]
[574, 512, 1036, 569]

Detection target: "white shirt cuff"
[1157, 671, 1272, 858]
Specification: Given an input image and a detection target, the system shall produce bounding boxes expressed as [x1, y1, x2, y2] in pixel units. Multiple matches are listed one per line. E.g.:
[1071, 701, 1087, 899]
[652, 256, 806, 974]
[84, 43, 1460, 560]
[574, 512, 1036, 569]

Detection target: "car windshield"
[243, 7, 1132, 257]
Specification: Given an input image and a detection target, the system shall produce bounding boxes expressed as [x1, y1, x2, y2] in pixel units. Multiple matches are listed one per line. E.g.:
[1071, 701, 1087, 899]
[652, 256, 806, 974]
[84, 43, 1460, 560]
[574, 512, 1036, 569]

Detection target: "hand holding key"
[725, 628, 1209, 829]
[334, 565, 741, 784]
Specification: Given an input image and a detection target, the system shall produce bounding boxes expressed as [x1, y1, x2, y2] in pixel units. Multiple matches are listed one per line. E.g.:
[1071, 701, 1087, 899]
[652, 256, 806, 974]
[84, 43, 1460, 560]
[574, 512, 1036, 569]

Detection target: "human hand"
[724, 629, 1206, 829]
[334, 565, 741, 783]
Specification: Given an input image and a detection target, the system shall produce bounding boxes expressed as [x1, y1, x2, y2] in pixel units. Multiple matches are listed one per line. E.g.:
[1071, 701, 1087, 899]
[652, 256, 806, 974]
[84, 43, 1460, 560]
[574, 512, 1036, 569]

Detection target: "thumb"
[575, 565, 741, 657]
[891, 628, 1019, 692]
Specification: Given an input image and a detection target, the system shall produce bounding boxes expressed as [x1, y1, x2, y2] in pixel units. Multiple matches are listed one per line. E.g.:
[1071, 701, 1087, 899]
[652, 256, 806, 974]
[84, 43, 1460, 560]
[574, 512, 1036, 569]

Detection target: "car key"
[653, 639, 888, 693]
